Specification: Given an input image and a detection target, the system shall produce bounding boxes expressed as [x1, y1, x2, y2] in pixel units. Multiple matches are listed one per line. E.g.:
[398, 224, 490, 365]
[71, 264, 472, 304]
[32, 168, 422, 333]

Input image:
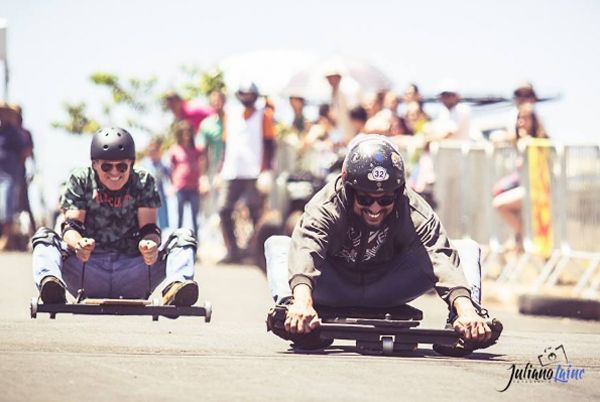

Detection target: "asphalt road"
[0, 251, 598, 402]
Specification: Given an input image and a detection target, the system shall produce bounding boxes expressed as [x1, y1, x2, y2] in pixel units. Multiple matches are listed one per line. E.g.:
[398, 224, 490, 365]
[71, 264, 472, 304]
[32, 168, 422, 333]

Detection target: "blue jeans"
[32, 243, 195, 299]
[0, 171, 15, 223]
[264, 236, 482, 307]
[157, 190, 169, 230]
[176, 188, 200, 235]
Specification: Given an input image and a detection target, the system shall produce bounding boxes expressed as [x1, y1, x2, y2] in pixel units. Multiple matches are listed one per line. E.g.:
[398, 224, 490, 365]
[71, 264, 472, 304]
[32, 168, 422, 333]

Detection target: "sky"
[1, 0, 599, 213]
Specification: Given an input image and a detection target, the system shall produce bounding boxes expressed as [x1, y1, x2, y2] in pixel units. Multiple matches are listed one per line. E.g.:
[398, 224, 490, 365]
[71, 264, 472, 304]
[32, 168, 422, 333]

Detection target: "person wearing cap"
[217, 82, 275, 263]
[507, 82, 541, 138]
[431, 80, 473, 141]
[264, 135, 502, 352]
[30, 128, 200, 306]
[325, 69, 355, 145]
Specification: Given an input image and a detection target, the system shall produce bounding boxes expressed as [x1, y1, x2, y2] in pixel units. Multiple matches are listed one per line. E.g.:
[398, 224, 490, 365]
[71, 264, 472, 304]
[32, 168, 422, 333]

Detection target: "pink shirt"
[180, 102, 214, 133]
[169, 144, 204, 191]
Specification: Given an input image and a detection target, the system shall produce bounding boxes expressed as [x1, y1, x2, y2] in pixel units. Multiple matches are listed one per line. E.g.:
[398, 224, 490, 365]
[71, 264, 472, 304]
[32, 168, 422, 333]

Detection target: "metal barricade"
[528, 144, 600, 297]
[431, 141, 466, 239]
[430, 141, 517, 246]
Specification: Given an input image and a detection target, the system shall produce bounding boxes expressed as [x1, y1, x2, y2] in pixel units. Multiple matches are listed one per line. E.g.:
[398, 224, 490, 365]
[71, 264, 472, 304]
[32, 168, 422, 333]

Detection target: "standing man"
[217, 82, 275, 263]
[0, 103, 25, 251]
[432, 80, 474, 141]
[198, 90, 226, 180]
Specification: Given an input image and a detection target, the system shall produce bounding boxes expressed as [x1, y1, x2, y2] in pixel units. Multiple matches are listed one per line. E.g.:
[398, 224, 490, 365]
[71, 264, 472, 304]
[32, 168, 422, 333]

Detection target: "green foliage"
[53, 66, 222, 137]
[199, 68, 226, 97]
[177, 66, 226, 100]
[51, 102, 101, 134]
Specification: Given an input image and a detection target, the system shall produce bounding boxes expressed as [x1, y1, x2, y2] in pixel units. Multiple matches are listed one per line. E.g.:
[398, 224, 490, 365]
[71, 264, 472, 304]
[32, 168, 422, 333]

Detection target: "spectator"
[140, 137, 170, 231]
[325, 69, 354, 145]
[164, 91, 214, 134]
[383, 91, 411, 136]
[349, 105, 368, 136]
[492, 103, 548, 251]
[0, 103, 25, 250]
[198, 90, 226, 179]
[289, 96, 310, 135]
[362, 92, 388, 134]
[217, 81, 275, 263]
[14, 105, 37, 236]
[508, 82, 540, 139]
[404, 101, 430, 135]
[403, 83, 423, 104]
[431, 80, 473, 141]
[302, 104, 338, 151]
[169, 121, 205, 236]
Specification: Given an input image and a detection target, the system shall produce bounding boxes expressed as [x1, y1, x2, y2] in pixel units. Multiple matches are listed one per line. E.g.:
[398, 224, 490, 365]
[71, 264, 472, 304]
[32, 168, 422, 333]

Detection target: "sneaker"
[162, 280, 199, 306]
[40, 276, 66, 304]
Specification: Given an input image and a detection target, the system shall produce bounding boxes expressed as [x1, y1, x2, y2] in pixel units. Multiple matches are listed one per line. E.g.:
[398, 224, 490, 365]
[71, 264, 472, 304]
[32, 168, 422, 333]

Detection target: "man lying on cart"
[265, 135, 502, 353]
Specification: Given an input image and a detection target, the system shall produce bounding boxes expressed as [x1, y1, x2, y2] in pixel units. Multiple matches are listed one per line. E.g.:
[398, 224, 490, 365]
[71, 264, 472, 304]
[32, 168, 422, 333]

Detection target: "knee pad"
[164, 228, 198, 254]
[31, 227, 62, 250]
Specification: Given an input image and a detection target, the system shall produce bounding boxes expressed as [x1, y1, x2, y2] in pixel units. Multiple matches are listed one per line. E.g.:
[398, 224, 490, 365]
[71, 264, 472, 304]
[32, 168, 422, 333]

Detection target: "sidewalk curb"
[518, 294, 600, 321]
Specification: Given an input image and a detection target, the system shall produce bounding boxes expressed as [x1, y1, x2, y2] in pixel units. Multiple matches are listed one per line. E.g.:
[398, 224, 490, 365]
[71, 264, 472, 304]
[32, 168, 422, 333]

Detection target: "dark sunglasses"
[514, 91, 534, 98]
[100, 162, 129, 173]
[355, 193, 396, 207]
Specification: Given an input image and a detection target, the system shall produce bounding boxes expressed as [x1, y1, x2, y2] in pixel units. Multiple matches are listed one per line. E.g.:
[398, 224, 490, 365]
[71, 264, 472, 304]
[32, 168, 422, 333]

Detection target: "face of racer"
[352, 190, 396, 228]
[92, 159, 133, 191]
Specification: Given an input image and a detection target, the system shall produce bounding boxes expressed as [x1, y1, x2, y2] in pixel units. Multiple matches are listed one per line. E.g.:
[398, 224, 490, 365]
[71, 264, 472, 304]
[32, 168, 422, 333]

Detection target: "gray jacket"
[288, 176, 471, 308]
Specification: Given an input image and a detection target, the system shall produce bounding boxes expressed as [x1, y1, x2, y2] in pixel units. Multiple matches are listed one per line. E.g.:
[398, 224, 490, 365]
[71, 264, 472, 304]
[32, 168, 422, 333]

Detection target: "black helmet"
[342, 135, 405, 193]
[90, 127, 136, 160]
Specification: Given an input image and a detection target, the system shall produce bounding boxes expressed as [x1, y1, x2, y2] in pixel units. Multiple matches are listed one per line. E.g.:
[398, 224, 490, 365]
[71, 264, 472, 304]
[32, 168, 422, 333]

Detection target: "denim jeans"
[264, 236, 482, 307]
[176, 188, 200, 235]
[32, 242, 195, 299]
[0, 172, 14, 223]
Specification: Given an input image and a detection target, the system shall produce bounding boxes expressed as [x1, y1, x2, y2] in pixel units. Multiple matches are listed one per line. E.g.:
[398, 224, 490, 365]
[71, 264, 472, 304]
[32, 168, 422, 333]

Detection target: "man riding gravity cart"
[265, 135, 502, 355]
[31, 127, 201, 310]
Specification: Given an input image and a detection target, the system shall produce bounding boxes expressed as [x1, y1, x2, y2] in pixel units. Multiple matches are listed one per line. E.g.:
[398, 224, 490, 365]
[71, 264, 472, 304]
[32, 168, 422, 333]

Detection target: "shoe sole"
[41, 281, 66, 304]
[172, 282, 199, 307]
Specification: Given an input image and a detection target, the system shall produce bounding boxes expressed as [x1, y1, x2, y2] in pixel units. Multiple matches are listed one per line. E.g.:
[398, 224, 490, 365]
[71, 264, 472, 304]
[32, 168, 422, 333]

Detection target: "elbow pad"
[61, 218, 86, 238]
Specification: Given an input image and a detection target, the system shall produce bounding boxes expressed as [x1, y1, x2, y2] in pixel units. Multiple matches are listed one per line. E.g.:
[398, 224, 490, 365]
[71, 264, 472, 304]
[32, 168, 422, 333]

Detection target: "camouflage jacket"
[60, 166, 162, 255]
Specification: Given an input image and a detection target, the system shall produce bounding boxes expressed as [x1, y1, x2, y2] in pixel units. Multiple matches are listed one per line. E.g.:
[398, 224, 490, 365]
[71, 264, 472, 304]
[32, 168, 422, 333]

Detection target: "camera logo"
[538, 344, 568, 367]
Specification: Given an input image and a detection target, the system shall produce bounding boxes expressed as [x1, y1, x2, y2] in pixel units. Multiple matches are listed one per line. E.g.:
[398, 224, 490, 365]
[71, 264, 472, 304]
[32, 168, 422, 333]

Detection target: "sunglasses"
[100, 162, 129, 173]
[355, 193, 396, 207]
[514, 91, 534, 98]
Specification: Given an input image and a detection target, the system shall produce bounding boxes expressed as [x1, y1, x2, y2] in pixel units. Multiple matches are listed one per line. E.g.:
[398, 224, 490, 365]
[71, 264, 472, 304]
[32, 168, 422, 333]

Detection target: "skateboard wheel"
[152, 315, 159, 322]
[381, 337, 394, 355]
[30, 297, 38, 319]
[50, 313, 56, 320]
[204, 300, 212, 323]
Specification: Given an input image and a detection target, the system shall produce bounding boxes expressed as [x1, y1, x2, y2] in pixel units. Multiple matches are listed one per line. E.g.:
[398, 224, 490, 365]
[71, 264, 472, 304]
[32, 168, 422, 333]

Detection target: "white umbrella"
[218, 49, 316, 97]
[282, 54, 394, 102]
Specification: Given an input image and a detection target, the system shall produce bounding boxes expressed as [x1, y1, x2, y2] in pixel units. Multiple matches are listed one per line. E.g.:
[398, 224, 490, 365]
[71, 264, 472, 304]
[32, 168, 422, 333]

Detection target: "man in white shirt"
[431, 80, 473, 141]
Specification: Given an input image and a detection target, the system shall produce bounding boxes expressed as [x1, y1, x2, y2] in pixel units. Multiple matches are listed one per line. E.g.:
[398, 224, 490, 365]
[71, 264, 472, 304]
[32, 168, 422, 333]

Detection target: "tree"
[52, 67, 226, 136]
